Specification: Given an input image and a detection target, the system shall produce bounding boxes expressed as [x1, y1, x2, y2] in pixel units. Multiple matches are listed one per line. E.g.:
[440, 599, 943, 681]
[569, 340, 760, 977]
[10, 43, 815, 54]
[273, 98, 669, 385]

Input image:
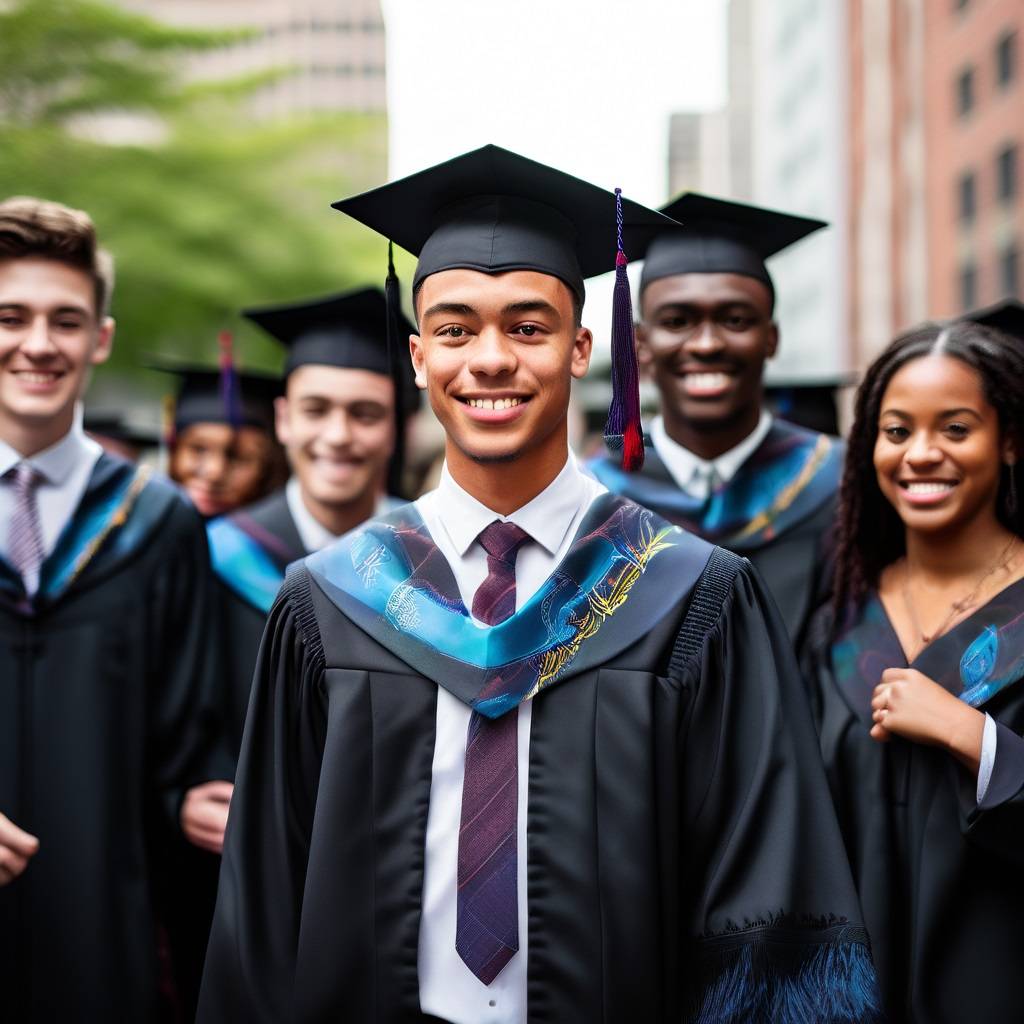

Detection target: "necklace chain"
[901, 536, 1019, 654]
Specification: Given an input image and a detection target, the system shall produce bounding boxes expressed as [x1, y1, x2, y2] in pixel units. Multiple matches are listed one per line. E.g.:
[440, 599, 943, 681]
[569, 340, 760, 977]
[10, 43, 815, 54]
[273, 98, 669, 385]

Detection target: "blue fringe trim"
[689, 935, 882, 1023]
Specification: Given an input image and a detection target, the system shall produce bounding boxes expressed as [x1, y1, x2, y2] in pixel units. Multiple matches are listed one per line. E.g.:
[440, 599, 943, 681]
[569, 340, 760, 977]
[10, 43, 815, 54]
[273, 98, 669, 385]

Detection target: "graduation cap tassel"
[218, 330, 243, 430]
[384, 240, 409, 498]
[604, 188, 644, 471]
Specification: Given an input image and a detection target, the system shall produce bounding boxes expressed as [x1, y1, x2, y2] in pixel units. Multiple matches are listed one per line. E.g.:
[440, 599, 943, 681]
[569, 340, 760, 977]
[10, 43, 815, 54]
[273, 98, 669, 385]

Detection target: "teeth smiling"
[904, 482, 955, 494]
[467, 397, 522, 410]
[685, 372, 731, 389]
[15, 372, 59, 383]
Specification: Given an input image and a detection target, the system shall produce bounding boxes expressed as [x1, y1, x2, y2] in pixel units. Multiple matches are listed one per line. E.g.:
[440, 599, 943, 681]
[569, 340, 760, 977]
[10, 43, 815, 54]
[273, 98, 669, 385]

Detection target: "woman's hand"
[871, 667, 985, 774]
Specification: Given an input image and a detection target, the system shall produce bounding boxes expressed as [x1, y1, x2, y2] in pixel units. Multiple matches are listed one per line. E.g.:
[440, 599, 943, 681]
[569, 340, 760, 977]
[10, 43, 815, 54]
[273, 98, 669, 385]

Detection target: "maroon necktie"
[456, 520, 530, 984]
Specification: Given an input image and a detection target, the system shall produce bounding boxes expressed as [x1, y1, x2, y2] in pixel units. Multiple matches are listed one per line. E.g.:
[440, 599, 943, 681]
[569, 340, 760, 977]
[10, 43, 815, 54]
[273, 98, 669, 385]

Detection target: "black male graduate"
[206, 288, 419, 756]
[590, 194, 844, 647]
[198, 147, 880, 1024]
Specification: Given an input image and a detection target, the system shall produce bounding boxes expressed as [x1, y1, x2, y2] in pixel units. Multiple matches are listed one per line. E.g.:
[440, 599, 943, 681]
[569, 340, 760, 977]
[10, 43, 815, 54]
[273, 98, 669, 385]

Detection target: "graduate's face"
[874, 355, 1011, 537]
[170, 422, 274, 518]
[276, 364, 395, 509]
[0, 257, 113, 441]
[637, 272, 776, 431]
[411, 269, 592, 466]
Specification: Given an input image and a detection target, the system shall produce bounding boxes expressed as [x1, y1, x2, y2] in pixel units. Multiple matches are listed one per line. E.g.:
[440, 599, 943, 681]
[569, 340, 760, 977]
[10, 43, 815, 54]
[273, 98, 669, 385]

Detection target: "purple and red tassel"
[218, 330, 243, 430]
[603, 188, 644, 471]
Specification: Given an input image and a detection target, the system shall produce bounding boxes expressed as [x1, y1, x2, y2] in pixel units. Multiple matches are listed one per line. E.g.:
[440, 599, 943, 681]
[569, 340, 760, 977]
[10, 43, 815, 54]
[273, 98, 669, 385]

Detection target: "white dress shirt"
[285, 476, 401, 554]
[0, 413, 103, 595]
[650, 409, 774, 501]
[415, 453, 606, 1024]
[285, 476, 339, 553]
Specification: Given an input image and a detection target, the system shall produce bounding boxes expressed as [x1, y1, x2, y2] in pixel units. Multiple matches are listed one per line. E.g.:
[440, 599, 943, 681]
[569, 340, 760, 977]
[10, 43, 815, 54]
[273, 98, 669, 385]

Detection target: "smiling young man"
[198, 148, 878, 1024]
[202, 287, 418, 756]
[0, 197, 217, 1020]
[590, 194, 844, 647]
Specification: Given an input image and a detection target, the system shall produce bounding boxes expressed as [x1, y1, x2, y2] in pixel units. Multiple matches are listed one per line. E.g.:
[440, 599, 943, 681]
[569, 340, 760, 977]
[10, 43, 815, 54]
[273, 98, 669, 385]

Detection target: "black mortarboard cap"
[244, 286, 420, 496]
[148, 360, 280, 434]
[242, 287, 420, 411]
[332, 144, 674, 303]
[637, 193, 827, 303]
[961, 298, 1024, 341]
[333, 144, 676, 471]
[765, 373, 857, 437]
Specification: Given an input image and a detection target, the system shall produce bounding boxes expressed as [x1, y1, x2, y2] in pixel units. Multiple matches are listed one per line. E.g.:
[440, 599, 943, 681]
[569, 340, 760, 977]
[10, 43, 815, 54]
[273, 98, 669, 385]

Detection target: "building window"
[958, 171, 977, 223]
[960, 262, 978, 311]
[956, 67, 975, 117]
[997, 144, 1018, 203]
[1003, 245, 1021, 297]
[996, 31, 1017, 88]
[954, 0, 969, 11]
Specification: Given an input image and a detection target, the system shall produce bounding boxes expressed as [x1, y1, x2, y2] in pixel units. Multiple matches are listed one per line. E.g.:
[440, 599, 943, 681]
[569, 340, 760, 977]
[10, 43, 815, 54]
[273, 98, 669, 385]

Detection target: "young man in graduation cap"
[198, 147, 879, 1024]
[589, 194, 845, 647]
[0, 198, 219, 1019]
[202, 286, 419, 759]
[157, 355, 286, 519]
[166, 291, 418, 1020]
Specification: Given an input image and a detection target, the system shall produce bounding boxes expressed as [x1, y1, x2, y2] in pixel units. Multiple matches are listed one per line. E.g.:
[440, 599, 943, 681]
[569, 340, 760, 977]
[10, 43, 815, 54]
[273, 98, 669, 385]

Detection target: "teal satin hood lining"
[306, 493, 714, 717]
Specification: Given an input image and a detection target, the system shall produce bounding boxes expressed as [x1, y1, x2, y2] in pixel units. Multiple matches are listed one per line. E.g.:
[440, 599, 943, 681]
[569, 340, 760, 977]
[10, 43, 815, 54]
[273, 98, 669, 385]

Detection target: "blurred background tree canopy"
[0, 0, 388, 383]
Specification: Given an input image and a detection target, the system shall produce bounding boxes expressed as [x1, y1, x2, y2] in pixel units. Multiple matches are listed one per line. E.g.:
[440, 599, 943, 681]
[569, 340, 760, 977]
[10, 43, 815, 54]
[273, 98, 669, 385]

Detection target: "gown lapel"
[590, 420, 843, 550]
[832, 578, 1024, 719]
[0, 455, 152, 614]
[207, 490, 307, 613]
[307, 493, 713, 717]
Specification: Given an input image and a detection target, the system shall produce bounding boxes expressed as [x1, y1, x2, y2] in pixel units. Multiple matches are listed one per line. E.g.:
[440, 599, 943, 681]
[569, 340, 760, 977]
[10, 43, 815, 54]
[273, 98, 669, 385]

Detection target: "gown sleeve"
[957, 717, 1024, 863]
[676, 561, 882, 1023]
[146, 498, 225, 827]
[196, 566, 327, 1023]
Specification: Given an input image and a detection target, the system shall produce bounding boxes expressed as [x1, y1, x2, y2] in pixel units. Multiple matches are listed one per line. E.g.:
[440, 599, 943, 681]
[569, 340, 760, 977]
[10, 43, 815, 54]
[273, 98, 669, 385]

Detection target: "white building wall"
[115, 0, 387, 115]
[752, 0, 849, 379]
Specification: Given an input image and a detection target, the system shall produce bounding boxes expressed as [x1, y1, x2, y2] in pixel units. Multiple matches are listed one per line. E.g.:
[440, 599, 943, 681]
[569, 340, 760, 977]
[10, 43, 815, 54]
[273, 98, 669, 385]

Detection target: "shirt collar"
[286, 476, 340, 553]
[0, 410, 100, 485]
[435, 452, 589, 557]
[650, 409, 773, 492]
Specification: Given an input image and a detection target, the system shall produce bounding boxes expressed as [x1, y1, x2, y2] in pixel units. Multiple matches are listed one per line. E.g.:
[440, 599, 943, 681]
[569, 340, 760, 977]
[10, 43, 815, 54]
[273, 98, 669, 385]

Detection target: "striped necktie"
[456, 519, 530, 985]
[5, 462, 45, 596]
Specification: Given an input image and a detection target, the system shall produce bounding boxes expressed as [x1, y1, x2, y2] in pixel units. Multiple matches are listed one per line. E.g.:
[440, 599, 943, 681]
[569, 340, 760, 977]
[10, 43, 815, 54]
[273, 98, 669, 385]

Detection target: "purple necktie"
[5, 463, 45, 596]
[456, 520, 530, 985]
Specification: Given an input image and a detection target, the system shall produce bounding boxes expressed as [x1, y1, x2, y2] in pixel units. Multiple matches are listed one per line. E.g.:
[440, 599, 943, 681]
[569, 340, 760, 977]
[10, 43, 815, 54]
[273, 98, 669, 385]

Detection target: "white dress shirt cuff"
[976, 712, 998, 804]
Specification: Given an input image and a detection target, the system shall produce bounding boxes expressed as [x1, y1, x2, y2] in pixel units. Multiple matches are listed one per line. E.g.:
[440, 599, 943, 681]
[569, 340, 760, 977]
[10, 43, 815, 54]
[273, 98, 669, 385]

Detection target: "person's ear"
[410, 332, 428, 390]
[1002, 435, 1018, 466]
[570, 327, 593, 380]
[765, 321, 779, 361]
[635, 319, 653, 371]
[90, 317, 115, 366]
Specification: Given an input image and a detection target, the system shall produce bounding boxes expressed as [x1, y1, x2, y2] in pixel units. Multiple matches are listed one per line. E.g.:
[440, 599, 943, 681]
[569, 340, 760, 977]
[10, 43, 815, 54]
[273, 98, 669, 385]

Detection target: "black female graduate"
[804, 317, 1024, 1023]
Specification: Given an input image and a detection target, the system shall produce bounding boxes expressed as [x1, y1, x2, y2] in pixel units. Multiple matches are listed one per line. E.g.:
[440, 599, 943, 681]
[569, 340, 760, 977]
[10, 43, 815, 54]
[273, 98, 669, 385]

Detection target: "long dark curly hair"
[832, 319, 1024, 625]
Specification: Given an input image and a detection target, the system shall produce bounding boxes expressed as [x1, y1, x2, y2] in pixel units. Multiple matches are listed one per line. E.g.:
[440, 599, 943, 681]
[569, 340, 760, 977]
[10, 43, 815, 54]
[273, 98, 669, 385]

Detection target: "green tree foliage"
[0, 0, 388, 376]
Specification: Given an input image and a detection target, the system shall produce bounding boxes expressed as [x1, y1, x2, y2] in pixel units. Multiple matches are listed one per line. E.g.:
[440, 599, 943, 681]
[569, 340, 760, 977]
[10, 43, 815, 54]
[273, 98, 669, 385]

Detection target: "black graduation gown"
[0, 455, 218, 1022]
[804, 584, 1024, 1022]
[159, 489, 308, 1023]
[199, 495, 880, 1023]
[589, 420, 844, 648]
[207, 488, 307, 756]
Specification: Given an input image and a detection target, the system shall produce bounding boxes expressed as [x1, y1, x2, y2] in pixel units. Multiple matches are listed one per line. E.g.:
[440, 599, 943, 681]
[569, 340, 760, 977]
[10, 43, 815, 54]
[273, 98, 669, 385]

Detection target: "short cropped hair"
[0, 196, 115, 317]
